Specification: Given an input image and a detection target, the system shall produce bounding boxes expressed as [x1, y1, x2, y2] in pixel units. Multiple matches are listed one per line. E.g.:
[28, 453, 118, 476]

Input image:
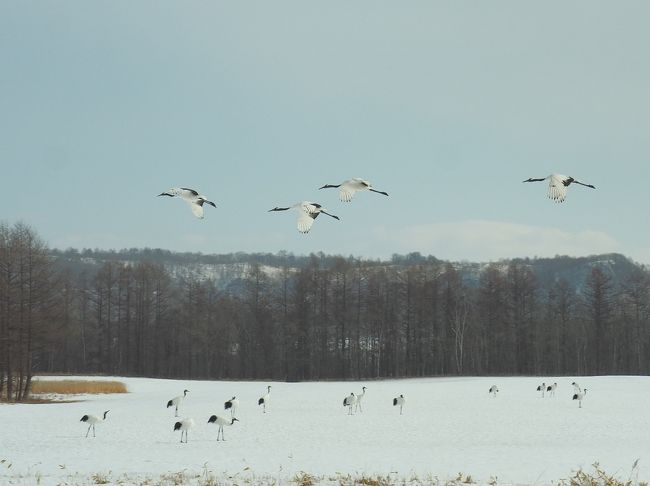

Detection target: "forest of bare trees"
[2, 222, 650, 401]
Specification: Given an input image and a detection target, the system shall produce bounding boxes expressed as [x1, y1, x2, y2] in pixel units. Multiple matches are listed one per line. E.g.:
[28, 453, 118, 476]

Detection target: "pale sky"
[1, 1, 649, 263]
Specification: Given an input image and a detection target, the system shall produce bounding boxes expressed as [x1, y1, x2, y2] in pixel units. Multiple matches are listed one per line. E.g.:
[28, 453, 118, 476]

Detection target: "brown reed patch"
[31, 380, 128, 395]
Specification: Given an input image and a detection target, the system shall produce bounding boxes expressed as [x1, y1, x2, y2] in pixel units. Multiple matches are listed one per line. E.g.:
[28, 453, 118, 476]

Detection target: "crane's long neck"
[321, 210, 340, 220]
[573, 180, 596, 189]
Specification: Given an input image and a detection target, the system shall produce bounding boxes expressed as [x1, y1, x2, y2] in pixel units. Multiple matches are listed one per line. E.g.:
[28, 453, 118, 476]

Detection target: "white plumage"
[319, 178, 389, 202]
[546, 382, 558, 397]
[173, 418, 195, 443]
[489, 385, 499, 397]
[537, 382, 547, 397]
[523, 174, 595, 203]
[208, 415, 239, 441]
[158, 187, 217, 219]
[573, 389, 588, 408]
[572, 381, 582, 394]
[258, 385, 271, 413]
[268, 202, 340, 233]
[354, 386, 367, 413]
[393, 394, 406, 414]
[343, 392, 357, 415]
[167, 389, 189, 417]
[224, 396, 240, 418]
[80, 410, 109, 438]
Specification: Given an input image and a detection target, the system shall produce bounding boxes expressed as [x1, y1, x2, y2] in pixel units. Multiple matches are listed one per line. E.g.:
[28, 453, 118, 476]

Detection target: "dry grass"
[31, 379, 128, 395]
[292, 472, 317, 486]
[560, 462, 648, 486]
[91, 471, 111, 484]
[0, 463, 647, 486]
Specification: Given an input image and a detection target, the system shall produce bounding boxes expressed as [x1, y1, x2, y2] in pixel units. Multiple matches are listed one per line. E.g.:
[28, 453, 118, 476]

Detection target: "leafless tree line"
[2, 222, 650, 401]
[1, 223, 63, 400]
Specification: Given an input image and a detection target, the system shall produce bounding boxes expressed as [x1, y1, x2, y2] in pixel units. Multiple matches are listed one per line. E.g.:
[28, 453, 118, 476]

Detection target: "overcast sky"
[1, 1, 649, 263]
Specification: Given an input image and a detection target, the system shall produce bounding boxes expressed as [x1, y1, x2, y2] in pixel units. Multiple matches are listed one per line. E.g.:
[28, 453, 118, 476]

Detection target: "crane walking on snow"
[258, 385, 271, 413]
[546, 382, 558, 397]
[208, 415, 239, 441]
[224, 396, 239, 418]
[343, 392, 357, 415]
[573, 389, 588, 408]
[393, 394, 406, 414]
[355, 386, 367, 413]
[173, 418, 195, 443]
[80, 410, 109, 438]
[167, 389, 189, 417]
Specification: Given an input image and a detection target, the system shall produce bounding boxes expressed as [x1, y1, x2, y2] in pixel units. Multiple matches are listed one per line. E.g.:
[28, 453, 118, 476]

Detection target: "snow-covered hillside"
[1, 376, 647, 485]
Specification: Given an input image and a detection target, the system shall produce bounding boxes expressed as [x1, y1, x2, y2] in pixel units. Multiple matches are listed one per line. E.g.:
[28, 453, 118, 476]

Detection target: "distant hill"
[50, 248, 644, 293]
[456, 253, 641, 291]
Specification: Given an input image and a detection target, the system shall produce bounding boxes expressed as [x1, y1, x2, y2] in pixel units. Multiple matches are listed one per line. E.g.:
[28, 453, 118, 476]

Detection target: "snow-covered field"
[1, 375, 648, 485]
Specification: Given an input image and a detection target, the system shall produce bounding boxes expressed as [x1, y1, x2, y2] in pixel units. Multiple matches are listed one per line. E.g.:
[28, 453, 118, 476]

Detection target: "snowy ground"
[1, 375, 648, 485]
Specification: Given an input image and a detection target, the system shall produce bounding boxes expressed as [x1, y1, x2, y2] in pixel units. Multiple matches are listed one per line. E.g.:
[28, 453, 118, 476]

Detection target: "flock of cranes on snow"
[79, 386, 271, 442]
[488, 380, 588, 407]
[78, 384, 409, 442]
[79, 379, 589, 441]
[157, 174, 596, 230]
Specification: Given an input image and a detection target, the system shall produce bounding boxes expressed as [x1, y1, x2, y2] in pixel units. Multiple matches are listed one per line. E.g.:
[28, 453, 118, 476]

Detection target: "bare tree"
[584, 267, 614, 374]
